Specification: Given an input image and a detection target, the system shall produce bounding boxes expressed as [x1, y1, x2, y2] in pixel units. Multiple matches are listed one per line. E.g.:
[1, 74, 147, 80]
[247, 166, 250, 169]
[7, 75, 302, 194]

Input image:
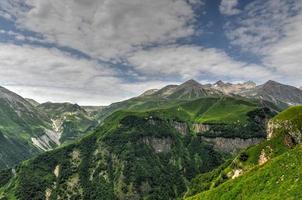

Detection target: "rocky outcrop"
[212, 80, 256, 94]
[173, 121, 188, 136]
[142, 137, 172, 153]
[192, 123, 210, 133]
[267, 119, 302, 144]
[231, 169, 243, 179]
[31, 129, 61, 151]
[266, 120, 282, 139]
[31, 119, 63, 151]
[201, 137, 263, 154]
[258, 146, 273, 165]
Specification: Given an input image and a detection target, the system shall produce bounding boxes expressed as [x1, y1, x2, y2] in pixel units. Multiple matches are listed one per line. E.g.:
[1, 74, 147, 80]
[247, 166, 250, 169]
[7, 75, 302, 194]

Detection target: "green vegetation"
[188, 146, 302, 200]
[149, 97, 275, 139]
[185, 105, 302, 200]
[38, 102, 99, 144]
[0, 113, 224, 200]
[0, 88, 51, 169]
[0, 95, 276, 199]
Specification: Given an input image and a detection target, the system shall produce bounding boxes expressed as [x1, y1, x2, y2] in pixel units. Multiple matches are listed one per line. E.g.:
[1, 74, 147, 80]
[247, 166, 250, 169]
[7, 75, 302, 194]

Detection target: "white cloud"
[1, 0, 199, 60]
[0, 44, 178, 105]
[224, 0, 302, 86]
[219, 0, 241, 16]
[127, 45, 275, 81]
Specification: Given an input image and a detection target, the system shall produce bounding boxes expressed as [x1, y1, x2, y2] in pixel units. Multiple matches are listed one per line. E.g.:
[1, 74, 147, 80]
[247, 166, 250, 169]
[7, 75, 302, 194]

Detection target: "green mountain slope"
[96, 79, 223, 122]
[185, 105, 302, 200]
[0, 96, 275, 200]
[37, 102, 99, 144]
[0, 86, 52, 169]
[0, 87, 101, 170]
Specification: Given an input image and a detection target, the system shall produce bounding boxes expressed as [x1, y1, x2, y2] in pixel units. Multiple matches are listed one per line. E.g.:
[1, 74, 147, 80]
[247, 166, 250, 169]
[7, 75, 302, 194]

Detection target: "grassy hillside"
[152, 96, 275, 139]
[188, 146, 302, 200]
[0, 87, 52, 169]
[185, 106, 302, 200]
[0, 86, 102, 170]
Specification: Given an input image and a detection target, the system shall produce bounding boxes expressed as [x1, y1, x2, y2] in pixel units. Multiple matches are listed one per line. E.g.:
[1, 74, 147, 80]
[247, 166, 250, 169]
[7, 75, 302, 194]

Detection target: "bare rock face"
[240, 80, 302, 107]
[258, 146, 273, 165]
[231, 169, 243, 179]
[212, 80, 256, 94]
[31, 129, 61, 151]
[267, 119, 302, 144]
[284, 134, 295, 148]
[142, 137, 172, 153]
[266, 120, 280, 139]
[258, 149, 268, 165]
[173, 121, 188, 136]
[192, 123, 210, 133]
[201, 137, 263, 154]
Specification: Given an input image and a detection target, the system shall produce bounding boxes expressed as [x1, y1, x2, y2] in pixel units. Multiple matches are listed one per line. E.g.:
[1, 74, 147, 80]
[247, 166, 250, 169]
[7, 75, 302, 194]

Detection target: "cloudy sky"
[0, 0, 301, 105]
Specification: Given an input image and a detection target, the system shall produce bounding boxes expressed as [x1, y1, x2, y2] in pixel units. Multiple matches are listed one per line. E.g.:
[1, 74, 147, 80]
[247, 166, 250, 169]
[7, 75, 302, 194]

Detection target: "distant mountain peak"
[214, 80, 225, 86]
[244, 80, 256, 85]
[181, 79, 202, 87]
[263, 80, 281, 87]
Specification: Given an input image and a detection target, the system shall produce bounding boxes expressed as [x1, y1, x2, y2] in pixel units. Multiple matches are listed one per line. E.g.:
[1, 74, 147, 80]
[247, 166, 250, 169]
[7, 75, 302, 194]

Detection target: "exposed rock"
[231, 169, 243, 179]
[192, 123, 210, 133]
[258, 149, 269, 165]
[267, 120, 282, 139]
[166, 79, 222, 99]
[71, 149, 81, 162]
[142, 137, 172, 153]
[65, 174, 83, 198]
[173, 121, 188, 136]
[284, 134, 295, 148]
[31, 129, 61, 151]
[139, 89, 159, 97]
[54, 165, 60, 178]
[45, 188, 52, 200]
[212, 80, 256, 94]
[240, 80, 302, 107]
[201, 137, 263, 154]
[267, 119, 302, 144]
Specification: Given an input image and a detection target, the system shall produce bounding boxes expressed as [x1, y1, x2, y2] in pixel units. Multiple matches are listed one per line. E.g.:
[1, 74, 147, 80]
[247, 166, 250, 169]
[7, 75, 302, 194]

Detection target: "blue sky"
[0, 0, 301, 105]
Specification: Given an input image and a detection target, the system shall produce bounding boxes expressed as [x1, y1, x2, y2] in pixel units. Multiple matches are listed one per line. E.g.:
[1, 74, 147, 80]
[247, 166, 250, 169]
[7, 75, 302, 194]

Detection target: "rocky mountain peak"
[214, 80, 225, 86]
[243, 81, 256, 87]
[181, 79, 202, 87]
[263, 80, 280, 87]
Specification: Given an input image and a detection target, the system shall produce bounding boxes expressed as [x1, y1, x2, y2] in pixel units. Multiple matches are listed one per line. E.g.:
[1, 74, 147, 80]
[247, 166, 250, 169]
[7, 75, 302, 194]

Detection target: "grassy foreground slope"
[186, 106, 302, 200]
[0, 96, 274, 200]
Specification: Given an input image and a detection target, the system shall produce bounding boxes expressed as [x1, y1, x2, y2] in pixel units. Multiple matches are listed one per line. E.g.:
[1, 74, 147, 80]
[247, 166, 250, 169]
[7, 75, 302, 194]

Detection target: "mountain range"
[0, 79, 301, 199]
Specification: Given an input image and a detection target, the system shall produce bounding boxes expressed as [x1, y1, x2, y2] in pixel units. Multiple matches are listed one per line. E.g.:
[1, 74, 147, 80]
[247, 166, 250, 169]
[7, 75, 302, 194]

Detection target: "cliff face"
[142, 137, 173, 153]
[192, 123, 210, 133]
[267, 119, 302, 145]
[173, 121, 189, 136]
[201, 137, 263, 155]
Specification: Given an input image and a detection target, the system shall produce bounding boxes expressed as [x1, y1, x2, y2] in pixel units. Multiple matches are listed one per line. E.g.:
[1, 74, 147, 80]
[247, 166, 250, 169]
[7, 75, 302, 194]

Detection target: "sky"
[0, 0, 301, 105]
